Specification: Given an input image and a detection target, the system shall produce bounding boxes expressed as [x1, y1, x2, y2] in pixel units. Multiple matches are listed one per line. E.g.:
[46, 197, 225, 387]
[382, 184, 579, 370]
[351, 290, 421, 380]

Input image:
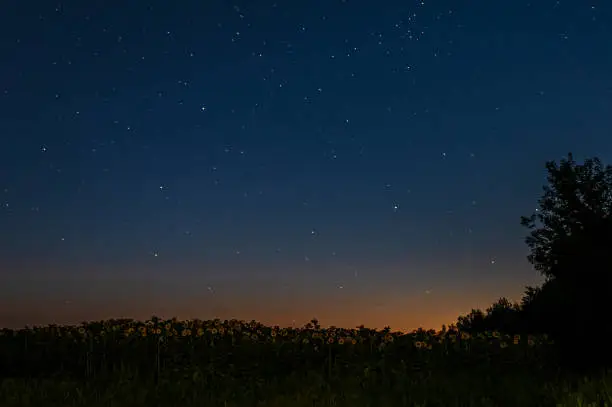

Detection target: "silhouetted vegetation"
[456, 153, 612, 374]
[0, 318, 608, 407]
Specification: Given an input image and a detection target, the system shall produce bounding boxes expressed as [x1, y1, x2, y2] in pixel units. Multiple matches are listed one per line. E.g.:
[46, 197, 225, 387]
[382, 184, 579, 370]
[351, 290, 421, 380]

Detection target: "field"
[0, 318, 610, 407]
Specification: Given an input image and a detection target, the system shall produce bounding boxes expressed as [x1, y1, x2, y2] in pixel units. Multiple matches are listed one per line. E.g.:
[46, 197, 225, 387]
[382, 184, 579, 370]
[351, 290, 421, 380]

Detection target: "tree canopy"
[521, 153, 612, 283]
[455, 153, 612, 373]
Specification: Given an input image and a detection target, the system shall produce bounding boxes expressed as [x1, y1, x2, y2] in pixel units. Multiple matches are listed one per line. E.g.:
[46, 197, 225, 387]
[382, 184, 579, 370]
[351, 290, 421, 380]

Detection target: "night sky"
[1, 1, 611, 331]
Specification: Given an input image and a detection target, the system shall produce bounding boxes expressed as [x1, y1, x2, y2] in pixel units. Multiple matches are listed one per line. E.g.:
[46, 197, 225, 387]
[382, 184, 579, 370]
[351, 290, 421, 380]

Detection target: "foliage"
[0, 317, 606, 406]
[456, 153, 612, 373]
[457, 297, 521, 334]
[521, 153, 612, 281]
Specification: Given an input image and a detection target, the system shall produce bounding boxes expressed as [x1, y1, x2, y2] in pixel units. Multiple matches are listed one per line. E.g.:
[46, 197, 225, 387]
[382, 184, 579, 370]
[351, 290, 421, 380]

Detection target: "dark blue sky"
[1, 1, 610, 330]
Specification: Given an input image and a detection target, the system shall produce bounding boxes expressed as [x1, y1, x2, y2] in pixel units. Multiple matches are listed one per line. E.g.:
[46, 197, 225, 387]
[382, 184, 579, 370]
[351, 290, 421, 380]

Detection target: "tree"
[454, 153, 612, 371]
[520, 152, 612, 372]
[484, 297, 521, 332]
[521, 153, 612, 281]
[456, 297, 522, 334]
[456, 308, 486, 333]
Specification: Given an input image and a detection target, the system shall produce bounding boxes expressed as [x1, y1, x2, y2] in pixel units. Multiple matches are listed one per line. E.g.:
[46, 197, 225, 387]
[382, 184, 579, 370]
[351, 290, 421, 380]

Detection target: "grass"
[0, 318, 610, 406]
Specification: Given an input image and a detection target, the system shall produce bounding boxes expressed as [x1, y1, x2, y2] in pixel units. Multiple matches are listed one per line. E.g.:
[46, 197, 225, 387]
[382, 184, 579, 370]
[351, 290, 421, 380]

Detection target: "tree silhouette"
[455, 153, 612, 373]
[519, 152, 612, 372]
[521, 153, 612, 281]
[456, 308, 486, 333]
[457, 297, 521, 334]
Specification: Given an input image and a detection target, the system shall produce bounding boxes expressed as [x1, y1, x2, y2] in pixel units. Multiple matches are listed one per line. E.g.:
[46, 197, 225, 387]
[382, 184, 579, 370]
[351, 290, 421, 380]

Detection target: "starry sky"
[1, 1, 611, 331]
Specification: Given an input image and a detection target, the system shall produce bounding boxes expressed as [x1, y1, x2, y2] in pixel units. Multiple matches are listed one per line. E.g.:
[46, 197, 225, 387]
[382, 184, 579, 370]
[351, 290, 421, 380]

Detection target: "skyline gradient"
[1, 0, 611, 330]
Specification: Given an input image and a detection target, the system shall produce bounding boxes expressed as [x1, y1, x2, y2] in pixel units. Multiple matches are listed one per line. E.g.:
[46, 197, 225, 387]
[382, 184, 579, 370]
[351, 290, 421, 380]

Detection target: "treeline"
[454, 153, 612, 374]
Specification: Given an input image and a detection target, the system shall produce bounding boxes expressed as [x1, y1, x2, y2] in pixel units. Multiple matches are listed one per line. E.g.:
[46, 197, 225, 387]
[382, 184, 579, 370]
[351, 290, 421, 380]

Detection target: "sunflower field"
[0, 318, 610, 407]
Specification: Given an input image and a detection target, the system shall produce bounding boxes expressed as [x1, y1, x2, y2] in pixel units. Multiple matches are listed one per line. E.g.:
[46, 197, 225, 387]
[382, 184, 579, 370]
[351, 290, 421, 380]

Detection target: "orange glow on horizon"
[0, 284, 531, 332]
[2, 262, 543, 331]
